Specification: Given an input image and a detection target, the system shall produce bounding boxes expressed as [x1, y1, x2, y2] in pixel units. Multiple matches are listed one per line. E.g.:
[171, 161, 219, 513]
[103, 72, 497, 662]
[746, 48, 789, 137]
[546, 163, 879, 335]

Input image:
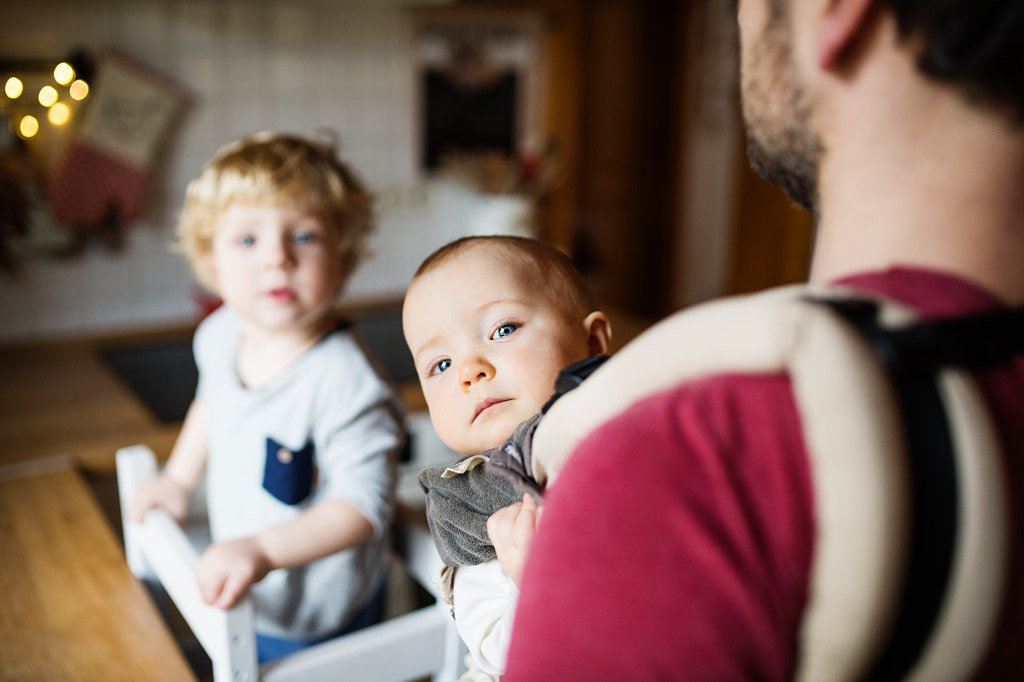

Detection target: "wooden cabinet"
[727, 139, 816, 295]
[451, 0, 815, 318]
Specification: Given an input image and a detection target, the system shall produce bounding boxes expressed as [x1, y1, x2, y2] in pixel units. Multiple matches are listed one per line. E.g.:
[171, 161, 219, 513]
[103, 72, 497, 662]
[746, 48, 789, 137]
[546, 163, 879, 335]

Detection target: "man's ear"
[583, 311, 612, 356]
[818, 0, 878, 69]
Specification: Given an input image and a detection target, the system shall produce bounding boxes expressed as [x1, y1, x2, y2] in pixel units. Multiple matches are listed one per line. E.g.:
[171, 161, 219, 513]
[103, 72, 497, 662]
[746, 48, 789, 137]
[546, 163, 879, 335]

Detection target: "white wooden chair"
[116, 435, 465, 682]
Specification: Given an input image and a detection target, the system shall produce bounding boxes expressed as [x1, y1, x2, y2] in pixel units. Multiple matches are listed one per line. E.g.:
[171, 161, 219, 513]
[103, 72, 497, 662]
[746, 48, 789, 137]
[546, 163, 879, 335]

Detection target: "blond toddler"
[129, 132, 404, 663]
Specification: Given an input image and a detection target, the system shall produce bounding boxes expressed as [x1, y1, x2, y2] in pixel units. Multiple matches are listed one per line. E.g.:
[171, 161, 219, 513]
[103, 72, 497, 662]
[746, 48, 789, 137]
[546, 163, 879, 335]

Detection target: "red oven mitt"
[47, 50, 189, 235]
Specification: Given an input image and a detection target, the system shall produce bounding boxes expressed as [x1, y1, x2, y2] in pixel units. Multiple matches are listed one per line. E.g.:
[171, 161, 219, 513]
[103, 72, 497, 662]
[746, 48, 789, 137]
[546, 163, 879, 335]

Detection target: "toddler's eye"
[491, 323, 517, 340]
[293, 232, 317, 245]
[429, 358, 452, 376]
[238, 235, 256, 247]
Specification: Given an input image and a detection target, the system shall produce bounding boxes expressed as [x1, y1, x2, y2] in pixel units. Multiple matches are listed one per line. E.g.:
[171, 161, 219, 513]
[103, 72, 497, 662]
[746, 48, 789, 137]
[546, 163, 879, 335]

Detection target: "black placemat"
[100, 338, 197, 424]
[99, 310, 416, 425]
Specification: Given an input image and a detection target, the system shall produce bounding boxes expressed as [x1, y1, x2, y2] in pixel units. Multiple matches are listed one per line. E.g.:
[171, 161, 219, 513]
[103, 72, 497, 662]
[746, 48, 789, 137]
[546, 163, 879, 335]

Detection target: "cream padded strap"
[534, 285, 810, 487]
[906, 369, 1008, 681]
[531, 284, 1007, 681]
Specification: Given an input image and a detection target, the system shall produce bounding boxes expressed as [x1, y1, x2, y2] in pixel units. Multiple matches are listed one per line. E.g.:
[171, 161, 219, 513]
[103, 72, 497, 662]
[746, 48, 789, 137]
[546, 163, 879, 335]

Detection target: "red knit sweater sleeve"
[504, 374, 815, 681]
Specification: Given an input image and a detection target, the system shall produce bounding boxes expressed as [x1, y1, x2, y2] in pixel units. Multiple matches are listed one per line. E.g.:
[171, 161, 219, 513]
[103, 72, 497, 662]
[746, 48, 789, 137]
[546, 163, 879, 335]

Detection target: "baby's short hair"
[414, 235, 599, 319]
[177, 131, 375, 288]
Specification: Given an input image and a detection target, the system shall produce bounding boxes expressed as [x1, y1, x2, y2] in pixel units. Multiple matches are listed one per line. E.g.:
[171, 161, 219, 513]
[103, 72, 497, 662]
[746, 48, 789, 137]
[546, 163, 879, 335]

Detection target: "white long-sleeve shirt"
[453, 559, 520, 677]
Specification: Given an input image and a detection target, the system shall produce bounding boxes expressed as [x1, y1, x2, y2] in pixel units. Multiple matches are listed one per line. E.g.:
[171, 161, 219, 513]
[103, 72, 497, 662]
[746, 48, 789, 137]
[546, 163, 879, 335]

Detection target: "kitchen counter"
[0, 321, 426, 473]
[0, 326, 190, 472]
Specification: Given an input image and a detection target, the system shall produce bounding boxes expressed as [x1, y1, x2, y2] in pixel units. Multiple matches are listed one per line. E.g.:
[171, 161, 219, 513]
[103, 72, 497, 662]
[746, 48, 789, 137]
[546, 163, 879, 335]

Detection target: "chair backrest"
[116, 444, 465, 682]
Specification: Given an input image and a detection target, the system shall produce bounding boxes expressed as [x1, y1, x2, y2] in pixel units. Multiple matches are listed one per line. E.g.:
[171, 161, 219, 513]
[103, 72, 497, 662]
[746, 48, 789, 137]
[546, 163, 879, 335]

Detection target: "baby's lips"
[474, 397, 507, 420]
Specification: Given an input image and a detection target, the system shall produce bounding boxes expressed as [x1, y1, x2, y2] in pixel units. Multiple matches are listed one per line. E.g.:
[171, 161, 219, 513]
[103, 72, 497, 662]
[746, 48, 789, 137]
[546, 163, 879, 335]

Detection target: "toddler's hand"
[487, 494, 540, 589]
[128, 474, 190, 523]
[195, 537, 273, 610]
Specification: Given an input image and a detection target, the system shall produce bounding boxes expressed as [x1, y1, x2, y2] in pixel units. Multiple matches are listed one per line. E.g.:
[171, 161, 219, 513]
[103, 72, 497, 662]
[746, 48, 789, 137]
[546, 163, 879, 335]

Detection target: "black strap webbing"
[820, 298, 1024, 681]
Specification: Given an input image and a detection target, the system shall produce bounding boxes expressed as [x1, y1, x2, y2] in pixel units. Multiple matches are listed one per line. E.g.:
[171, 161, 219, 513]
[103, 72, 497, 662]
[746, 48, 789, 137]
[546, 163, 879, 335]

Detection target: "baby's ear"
[583, 311, 612, 356]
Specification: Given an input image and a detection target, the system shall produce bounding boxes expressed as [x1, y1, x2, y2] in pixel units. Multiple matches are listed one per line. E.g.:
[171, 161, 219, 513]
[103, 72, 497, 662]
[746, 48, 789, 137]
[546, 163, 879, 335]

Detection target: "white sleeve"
[452, 560, 520, 676]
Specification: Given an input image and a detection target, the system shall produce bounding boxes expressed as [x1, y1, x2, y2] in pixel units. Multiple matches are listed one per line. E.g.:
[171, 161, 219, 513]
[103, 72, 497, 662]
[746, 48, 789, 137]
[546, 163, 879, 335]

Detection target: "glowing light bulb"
[19, 115, 39, 138]
[69, 79, 89, 100]
[39, 85, 58, 107]
[54, 62, 75, 86]
[49, 102, 70, 125]
[5, 76, 23, 99]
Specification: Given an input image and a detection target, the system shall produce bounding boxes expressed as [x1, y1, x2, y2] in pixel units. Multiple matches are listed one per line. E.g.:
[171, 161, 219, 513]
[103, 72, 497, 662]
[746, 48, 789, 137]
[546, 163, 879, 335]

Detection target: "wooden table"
[0, 461, 196, 681]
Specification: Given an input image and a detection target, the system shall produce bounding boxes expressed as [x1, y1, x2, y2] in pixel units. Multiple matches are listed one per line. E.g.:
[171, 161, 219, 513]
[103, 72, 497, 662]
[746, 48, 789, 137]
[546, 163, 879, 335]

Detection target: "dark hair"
[413, 235, 600, 316]
[887, 0, 1024, 121]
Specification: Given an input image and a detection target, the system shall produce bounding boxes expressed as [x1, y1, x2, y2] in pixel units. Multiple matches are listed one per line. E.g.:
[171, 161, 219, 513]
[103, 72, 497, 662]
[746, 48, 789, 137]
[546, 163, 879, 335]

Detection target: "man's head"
[738, 0, 1024, 214]
[402, 236, 611, 456]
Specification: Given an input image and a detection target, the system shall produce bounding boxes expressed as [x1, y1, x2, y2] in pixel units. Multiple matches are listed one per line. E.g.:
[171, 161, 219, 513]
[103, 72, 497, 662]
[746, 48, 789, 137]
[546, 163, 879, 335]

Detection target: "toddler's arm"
[128, 399, 209, 523]
[196, 498, 374, 610]
[487, 494, 540, 588]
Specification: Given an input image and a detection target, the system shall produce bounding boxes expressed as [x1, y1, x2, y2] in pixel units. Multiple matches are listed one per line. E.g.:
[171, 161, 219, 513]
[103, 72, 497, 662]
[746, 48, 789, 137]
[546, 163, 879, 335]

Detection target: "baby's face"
[403, 245, 590, 455]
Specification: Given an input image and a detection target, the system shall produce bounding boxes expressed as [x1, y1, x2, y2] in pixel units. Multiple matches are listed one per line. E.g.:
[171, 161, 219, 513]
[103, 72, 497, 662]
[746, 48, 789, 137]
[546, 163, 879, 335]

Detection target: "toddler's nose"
[262, 236, 295, 269]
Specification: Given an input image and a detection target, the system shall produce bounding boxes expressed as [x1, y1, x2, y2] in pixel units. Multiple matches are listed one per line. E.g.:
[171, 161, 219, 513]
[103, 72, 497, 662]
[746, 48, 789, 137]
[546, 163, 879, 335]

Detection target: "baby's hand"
[487, 494, 540, 589]
[195, 537, 273, 610]
[128, 474, 190, 523]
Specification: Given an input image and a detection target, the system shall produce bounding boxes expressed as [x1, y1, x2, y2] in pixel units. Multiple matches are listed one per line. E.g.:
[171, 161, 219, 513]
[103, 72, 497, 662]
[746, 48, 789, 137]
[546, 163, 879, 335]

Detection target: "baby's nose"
[459, 357, 494, 388]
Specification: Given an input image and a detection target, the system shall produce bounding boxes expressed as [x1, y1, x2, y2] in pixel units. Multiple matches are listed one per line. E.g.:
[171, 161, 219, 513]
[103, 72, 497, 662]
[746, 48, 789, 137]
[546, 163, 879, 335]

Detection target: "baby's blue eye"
[238, 235, 256, 247]
[293, 232, 316, 245]
[430, 358, 452, 376]
[492, 323, 517, 340]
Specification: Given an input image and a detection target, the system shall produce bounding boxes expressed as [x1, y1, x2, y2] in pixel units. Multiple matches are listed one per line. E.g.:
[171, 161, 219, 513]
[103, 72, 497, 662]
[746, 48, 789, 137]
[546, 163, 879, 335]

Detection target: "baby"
[129, 132, 405, 663]
[402, 235, 611, 679]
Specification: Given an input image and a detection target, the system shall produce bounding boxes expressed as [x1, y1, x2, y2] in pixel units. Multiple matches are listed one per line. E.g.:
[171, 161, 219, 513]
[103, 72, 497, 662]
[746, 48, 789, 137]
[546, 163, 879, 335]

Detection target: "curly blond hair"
[176, 131, 375, 290]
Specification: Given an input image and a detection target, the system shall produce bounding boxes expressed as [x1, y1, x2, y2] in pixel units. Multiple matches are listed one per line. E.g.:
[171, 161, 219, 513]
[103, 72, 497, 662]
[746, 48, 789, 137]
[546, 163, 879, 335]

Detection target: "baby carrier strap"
[531, 284, 1014, 681]
[821, 298, 1024, 681]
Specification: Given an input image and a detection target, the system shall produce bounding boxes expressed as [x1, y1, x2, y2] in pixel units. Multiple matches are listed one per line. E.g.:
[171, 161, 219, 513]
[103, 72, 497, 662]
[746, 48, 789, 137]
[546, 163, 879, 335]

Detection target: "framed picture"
[412, 7, 546, 173]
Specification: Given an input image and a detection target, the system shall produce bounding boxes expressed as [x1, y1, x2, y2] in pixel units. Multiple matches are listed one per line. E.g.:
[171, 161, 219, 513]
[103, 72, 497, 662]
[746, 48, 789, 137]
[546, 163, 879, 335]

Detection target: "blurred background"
[0, 0, 813, 345]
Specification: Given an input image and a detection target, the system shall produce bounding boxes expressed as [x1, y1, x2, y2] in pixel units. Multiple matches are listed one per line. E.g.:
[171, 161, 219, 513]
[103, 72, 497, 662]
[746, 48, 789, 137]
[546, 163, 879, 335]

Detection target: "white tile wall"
[0, 0, 509, 343]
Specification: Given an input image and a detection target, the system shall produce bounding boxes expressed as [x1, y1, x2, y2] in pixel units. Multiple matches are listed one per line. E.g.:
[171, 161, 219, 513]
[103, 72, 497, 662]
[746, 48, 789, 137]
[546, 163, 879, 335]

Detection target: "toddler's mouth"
[266, 288, 296, 302]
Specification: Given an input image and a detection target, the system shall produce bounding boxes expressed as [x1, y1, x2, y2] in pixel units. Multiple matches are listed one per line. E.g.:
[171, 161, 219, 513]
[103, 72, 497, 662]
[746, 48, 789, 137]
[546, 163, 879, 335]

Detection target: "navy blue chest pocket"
[263, 437, 315, 505]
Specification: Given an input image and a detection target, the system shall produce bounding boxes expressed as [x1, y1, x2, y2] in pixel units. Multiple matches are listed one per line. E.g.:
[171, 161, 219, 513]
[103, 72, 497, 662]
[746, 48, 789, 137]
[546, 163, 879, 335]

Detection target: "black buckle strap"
[826, 298, 1024, 373]
[820, 298, 1024, 681]
[541, 354, 611, 414]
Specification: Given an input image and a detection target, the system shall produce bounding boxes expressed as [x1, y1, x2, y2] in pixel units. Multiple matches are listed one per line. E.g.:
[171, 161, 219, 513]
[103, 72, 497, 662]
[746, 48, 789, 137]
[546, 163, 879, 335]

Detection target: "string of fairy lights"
[4, 61, 90, 139]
